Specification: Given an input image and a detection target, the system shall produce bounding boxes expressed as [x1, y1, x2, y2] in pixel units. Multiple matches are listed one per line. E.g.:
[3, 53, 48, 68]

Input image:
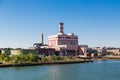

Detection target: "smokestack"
[41, 33, 44, 45]
[59, 22, 64, 34]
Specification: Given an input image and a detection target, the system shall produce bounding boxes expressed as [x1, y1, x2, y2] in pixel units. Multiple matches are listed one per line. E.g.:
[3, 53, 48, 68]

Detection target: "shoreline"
[1, 56, 120, 67]
[0, 60, 93, 67]
[92, 56, 120, 61]
[102, 56, 120, 60]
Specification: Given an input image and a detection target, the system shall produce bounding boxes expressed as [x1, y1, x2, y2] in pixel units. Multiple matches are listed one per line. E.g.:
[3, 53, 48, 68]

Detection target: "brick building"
[48, 22, 85, 56]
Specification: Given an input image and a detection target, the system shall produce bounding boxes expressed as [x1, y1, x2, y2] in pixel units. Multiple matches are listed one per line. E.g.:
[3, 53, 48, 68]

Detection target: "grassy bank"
[0, 59, 93, 67]
[0, 53, 93, 67]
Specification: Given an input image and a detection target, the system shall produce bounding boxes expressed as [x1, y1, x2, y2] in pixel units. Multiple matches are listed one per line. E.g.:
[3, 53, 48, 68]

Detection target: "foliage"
[0, 53, 10, 63]
[52, 56, 64, 61]
[0, 53, 76, 64]
[11, 55, 20, 63]
[0, 53, 40, 64]
[27, 53, 39, 62]
[41, 57, 49, 62]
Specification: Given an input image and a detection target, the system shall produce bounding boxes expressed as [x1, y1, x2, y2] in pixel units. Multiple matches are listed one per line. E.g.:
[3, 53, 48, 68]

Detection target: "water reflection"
[0, 60, 120, 80]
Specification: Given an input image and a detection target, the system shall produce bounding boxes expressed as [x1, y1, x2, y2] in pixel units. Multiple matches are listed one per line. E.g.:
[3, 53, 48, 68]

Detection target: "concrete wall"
[11, 49, 39, 55]
[11, 50, 23, 55]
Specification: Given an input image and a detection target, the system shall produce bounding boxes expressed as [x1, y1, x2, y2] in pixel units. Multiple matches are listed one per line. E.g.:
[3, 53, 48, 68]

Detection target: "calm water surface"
[0, 60, 120, 80]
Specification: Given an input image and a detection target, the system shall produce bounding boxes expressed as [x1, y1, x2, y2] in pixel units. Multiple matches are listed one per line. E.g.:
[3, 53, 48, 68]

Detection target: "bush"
[41, 57, 49, 62]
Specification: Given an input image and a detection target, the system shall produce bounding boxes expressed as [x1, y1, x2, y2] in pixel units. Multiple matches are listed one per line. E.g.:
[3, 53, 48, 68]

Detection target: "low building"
[11, 49, 23, 55]
[11, 49, 39, 55]
[33, 35, 55, 56]
[1, 49, 11, 55]
[106, 48, 120, 55]
[37, 48, 55, 56]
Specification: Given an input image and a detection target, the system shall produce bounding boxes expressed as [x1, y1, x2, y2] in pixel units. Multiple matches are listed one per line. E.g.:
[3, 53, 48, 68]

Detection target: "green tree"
[11, 55, 20, 63]
[0, 53, 8, 62]
[4, 56, 10, 63]
[27, 53, 39, 62]
[19, 54, 26, 62]
[41, 57, 49, 62]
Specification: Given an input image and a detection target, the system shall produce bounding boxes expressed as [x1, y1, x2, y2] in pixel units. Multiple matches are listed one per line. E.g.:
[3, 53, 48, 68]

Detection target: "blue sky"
[0, 0, 120, 48]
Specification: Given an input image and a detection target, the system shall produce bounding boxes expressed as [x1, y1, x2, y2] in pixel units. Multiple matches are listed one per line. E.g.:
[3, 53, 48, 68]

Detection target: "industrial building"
[33, 22, 88, 56]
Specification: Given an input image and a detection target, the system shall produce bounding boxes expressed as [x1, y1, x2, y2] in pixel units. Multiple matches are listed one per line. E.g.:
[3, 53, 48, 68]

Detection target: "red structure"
[33, 22, 88, 56]
[48, 22, 85, 56]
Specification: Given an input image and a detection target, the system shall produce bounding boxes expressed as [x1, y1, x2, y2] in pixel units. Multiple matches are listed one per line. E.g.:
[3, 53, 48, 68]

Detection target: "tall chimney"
[41, 33, 44, 45]
[59, 22, 64, 34]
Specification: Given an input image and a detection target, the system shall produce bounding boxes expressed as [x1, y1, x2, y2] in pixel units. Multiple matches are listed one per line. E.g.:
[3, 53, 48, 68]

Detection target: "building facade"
[106, 48, 120, 55]
[48, 22, 83, 56]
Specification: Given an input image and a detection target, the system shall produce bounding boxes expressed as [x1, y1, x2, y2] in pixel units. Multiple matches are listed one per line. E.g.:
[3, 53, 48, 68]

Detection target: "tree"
[19, 54, 26, 62]
[0, 53, 10, 63]
[27, 53, 39, 62]
[4, 56, 10, 63]
[41, 57, 49, 62]
[11, 55, 20, 63]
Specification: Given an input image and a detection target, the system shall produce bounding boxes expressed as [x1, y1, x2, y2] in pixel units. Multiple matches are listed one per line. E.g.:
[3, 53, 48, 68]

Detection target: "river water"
[0, 60, 120, 80]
